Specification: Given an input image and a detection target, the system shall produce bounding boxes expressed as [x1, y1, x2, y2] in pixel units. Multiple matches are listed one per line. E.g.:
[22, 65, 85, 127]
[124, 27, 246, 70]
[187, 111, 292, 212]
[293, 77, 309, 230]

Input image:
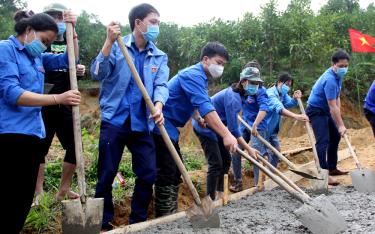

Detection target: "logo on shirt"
[151, 66, 158, 73]
[247, 97, 255, 104]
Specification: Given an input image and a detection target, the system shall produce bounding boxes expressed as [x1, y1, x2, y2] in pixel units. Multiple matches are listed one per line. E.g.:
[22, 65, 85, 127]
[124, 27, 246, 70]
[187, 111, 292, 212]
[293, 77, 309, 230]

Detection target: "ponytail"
[13, 10, 58, 35]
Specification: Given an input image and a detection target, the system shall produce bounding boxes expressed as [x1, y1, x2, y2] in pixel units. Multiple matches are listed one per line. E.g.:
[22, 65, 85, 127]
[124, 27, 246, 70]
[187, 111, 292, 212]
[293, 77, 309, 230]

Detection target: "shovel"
[116, 36, 219, 228]
[236, 148, 347, 234]
[61, 23, 104, 233]
[238, 116, 321, 180]
[297, 98, 329, 193]
[343, 134, 375, 193]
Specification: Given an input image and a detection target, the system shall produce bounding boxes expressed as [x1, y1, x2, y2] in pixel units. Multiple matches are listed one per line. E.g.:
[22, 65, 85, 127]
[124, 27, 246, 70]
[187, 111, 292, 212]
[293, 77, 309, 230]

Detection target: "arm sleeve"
[258, 89, 270, 112]
[225, 92, 242, 138]
[283, 94, 298, 109]
[41, 52, 69, 71]
[0, 45, 25, 105]
[267, 88, 284, 114]
[153, 54, 169, 105]
[324, 78, 339, 101]
[180, 73, 215, 117]
[90, 45, 117, 81]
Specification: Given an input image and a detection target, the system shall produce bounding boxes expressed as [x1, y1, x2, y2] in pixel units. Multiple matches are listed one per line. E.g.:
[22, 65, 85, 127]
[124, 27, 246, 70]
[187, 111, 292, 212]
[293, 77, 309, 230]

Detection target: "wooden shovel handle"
[116, 36, 202, 206]
[237, 116, 297, 170]
[255, 152, 308, 196]
[296, 98, 322, 173]
[343, 134, 362, 170]
[236, 148, 310, 203]
[66, 23, 86, 202]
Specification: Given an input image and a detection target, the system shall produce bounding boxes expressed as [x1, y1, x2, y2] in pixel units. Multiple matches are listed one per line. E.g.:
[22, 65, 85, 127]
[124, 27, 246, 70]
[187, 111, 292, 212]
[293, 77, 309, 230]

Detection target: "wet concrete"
[137, 186, 375, 233]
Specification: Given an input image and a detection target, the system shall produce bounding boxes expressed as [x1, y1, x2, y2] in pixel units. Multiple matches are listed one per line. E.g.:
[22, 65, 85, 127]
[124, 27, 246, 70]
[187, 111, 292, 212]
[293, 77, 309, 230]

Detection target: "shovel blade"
[351, 168, 375, 193]
[310, 169, 329, 194]
[294, 195, 347, 234]
[61, 198, 104, 234]
[186, 196, 220, 228]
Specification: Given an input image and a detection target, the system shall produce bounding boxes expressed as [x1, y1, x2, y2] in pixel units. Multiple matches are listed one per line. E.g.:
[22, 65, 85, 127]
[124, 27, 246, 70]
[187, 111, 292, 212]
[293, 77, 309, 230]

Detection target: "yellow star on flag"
[359, 37, 370, 46]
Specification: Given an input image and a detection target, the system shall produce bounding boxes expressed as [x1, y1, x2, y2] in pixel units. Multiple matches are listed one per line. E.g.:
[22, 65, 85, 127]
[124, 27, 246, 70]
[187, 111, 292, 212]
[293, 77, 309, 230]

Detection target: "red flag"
[348, 28, 375, 53]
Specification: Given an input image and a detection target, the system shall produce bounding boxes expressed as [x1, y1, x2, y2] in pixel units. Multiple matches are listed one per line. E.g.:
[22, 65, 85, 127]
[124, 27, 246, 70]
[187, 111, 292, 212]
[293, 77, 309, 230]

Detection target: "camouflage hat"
[43, 3, 67, 13]
[240, 67, 263, 82]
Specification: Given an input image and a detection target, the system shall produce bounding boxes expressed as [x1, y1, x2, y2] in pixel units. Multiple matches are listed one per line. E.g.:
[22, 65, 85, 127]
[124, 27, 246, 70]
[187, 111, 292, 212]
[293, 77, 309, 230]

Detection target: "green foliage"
[181, 147, 206, 171]
[23, 193, 60, 233]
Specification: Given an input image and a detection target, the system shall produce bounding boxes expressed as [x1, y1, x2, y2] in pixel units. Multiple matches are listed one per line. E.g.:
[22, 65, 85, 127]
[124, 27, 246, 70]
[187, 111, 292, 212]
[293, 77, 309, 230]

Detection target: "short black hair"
[277, 72, 293, 87]
[13, 11, 58, 35]
[243, 59, 261, 70]
[200, 42, 230, 62]
[128, 3, 159, 31]
[331, 49, 350, 64]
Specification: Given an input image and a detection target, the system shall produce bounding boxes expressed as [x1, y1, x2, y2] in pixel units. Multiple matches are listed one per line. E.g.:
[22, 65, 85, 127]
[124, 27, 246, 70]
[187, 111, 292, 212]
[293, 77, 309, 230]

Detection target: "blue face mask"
[335, 67, 348, 78]
[24, 31, 47, 58]
[245, 84, 259, 95]
[57, 22, 66, 36]
[278, 84, 290, 95]
[141, 23, 159, 42]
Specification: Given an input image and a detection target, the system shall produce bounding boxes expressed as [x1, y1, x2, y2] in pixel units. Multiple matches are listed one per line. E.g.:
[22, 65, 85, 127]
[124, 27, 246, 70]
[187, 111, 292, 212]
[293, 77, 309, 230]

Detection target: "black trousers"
[39, 105, 76, 164]
[0, 134, 42, 233]
[154, 134, 183, 186]
[364, 108, 375, 137]
[195, 131, 231, 200]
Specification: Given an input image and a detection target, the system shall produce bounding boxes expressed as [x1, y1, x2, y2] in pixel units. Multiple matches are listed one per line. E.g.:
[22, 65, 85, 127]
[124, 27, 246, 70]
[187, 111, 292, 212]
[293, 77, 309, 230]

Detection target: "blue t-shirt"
[241, 87, 270, 132]
[364, 80, 375, 113]
[154, 62, 215, 142]
[307, 68, 342, 112]
[192, 87, 244, 141]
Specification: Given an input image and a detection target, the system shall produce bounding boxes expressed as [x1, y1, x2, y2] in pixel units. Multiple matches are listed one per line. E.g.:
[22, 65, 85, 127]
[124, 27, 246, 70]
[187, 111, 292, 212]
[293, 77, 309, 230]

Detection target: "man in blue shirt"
[364, 80, 375, 136]
[306, 49, 350, 186]
[90, 4, 169, 230]
[192, 68, 258, 201]
[266, 72, 309, 164]
[153, 42, 238, 217]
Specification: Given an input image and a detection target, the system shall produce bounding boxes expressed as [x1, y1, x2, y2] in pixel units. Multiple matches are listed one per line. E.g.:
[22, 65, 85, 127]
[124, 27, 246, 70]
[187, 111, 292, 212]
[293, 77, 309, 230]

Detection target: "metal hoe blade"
[61, 198, 104, 234]
[351, 168, 375, 193]
[186, 196, 220, 228]
[289, 168, 324, 180]
[295, 195, 347, 234]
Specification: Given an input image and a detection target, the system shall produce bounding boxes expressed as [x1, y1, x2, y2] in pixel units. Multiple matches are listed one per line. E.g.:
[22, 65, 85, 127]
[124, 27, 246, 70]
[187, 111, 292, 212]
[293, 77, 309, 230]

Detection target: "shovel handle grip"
[343, 134, 362, 170]
[297, 98, 322, 173]
[66, 23, 86, 202]
[116, 36, 202, 207]
[236, 148, 310, 203]
[237, 116, 296, 170]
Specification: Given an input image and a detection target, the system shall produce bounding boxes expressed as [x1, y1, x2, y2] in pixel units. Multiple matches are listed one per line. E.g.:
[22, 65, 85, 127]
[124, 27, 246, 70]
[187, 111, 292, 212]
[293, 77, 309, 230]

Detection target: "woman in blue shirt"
[0, 11, 80, 232]
[192, 67, 259, 200]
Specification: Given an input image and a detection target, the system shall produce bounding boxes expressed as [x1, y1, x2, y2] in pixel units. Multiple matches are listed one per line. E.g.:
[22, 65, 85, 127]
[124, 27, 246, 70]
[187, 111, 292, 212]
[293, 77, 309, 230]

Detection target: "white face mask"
[208, 63, 224, 78]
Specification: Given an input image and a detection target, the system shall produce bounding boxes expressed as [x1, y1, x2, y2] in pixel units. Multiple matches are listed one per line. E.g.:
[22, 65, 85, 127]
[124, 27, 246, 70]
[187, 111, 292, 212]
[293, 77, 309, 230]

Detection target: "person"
[153, 42, 238, 217]
[229, 61, 271, 192]
[364, 80, 375, 136]
[0, 11, 80, 233]
[192, 68, 259, 200]
[33, 3, 85, 203]
[306, 49, 350, 186]
[266, 72, 309, 165]
[90, 3, 168, 231]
